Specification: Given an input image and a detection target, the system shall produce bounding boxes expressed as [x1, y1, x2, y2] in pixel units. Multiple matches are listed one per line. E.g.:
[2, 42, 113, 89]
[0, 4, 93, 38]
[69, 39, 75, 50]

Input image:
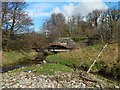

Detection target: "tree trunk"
[100, 34, 104, 43]
[10, 6, 17, 35]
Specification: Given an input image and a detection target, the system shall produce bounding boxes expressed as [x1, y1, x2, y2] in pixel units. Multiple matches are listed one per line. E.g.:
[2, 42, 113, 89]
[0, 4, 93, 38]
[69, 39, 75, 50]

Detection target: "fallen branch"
[79, 75, 97, 83]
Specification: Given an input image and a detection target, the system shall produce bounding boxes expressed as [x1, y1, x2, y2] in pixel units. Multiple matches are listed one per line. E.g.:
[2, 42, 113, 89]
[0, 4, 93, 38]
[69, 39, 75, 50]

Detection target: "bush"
[72, 36, 85, 42]
[3, 34, 32, 51]
[110, 64, 120, 79]
[81, 64, 89, 71]
[95, 62, 120, 80]
[7, 40, 31, 51]
[93, 61, 106, 72]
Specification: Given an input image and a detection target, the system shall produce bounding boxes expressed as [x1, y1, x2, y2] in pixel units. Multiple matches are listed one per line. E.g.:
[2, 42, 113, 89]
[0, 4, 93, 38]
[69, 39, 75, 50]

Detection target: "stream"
[1, 52, 47, 73]
[1, 52, 119, 82]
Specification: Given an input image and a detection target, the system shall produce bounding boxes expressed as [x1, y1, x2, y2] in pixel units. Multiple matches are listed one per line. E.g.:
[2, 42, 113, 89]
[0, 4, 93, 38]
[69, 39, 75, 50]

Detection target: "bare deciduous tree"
[2, 2, 33, 51]
[42, 13, 66, 40]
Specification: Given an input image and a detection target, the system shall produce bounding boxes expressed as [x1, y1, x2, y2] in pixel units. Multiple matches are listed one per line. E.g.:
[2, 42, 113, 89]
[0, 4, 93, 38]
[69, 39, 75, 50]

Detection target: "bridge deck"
[46, 49, 70, 52]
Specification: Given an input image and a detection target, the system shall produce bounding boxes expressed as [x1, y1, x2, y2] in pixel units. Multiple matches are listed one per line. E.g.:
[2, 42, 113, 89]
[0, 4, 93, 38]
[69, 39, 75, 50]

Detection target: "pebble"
[95, 85, 100, 88]
[115, 85, 119, 89]
[79, 83, 86, 88]
[1, 72, 119, 88]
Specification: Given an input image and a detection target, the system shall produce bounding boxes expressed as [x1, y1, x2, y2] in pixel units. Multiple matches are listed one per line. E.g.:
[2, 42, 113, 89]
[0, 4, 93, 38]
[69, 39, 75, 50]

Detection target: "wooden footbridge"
[44, 43, 71, 52]
[44, 38, 76, 53]
[33, 37, 76, 53]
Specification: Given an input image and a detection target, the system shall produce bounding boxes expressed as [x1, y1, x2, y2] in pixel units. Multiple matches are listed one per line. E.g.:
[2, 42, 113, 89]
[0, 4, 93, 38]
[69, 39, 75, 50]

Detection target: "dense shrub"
[95, 62, 120, 80]
[81, 64, 89, 71]
[93, 61, 106, 72]
[109, 64, 120, 79]
[6, 39, 31, 51]
[72, 36, 85, 42]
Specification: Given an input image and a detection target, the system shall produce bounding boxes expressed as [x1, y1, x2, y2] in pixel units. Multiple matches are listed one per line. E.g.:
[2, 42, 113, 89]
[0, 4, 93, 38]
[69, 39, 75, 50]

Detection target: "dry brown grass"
[2, 50, 37, 67]
[54, 43, 118, 67]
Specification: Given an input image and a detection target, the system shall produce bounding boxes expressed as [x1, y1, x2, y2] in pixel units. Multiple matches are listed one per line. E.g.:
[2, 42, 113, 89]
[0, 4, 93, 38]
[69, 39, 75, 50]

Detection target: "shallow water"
[0, 64, 24, 73]
[1, 53, 46, 73]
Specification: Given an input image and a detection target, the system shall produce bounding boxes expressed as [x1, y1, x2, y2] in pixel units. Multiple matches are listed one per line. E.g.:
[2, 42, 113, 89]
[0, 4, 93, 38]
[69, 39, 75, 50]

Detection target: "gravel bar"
[1, 71, 120, 89]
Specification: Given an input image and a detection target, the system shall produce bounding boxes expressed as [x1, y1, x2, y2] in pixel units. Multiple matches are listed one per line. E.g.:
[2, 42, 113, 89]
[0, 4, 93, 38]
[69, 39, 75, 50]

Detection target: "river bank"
[2, 51, 37, 67]
[1, 71, 120, 89]
[1, 43, 119, 89]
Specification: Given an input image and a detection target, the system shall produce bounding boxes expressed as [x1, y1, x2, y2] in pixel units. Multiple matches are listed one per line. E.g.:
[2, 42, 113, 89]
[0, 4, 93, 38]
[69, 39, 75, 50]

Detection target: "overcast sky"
[26, 0, 119, 32]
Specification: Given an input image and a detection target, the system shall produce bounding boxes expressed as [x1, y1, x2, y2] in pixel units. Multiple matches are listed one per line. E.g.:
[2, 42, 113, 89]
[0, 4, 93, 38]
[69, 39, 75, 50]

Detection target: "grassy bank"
[13, 63, 74, 75]
[2, 50, 37, 67]
[46, 43, 118, 67]
[46, 43, 119, 79]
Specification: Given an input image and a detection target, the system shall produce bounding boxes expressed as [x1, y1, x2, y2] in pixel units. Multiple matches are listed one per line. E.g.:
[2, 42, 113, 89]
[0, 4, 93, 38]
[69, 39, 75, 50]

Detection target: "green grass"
[2, 51, 37, 67]
[46, 55, 77, 66]
[13, 63, 74, 75]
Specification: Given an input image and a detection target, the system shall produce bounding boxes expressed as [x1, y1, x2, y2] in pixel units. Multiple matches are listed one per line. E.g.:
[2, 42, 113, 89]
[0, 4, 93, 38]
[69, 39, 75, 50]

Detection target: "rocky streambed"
[1, 71, 120, 89]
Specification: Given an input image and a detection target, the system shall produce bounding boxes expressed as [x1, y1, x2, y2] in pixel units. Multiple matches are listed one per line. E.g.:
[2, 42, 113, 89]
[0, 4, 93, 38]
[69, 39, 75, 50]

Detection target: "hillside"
[46, 43, 119, 80]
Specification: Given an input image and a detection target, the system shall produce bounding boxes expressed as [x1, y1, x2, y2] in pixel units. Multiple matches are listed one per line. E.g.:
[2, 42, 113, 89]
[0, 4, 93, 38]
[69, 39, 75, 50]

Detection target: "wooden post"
[87, 43, 108, 73]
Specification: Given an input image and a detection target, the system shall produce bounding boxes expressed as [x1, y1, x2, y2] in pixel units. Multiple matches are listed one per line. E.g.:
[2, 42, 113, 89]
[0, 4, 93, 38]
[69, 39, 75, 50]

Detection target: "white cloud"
[63, 3, 75, 18]
[77, 0, 108, 16]
[61, 0, 108, 19]
[52, 7, 61, 14]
